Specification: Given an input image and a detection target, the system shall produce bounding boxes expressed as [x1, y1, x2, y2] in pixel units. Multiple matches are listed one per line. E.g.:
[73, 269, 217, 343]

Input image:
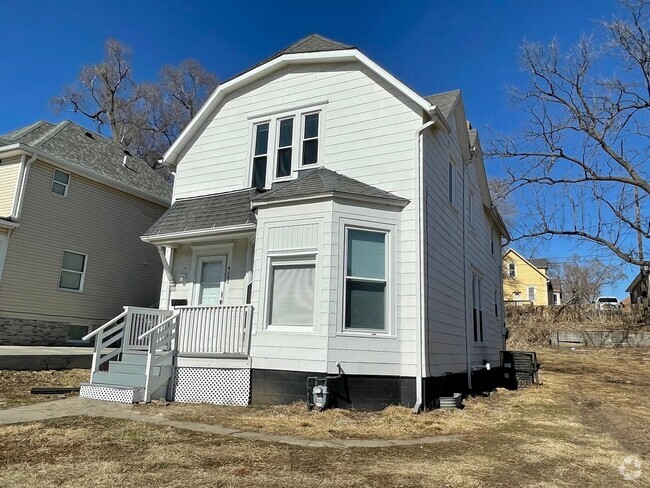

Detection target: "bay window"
[344, 229, 387, 331]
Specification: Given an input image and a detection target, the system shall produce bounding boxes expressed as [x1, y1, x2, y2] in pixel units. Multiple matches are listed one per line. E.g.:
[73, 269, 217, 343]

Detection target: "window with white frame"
[448, 161, 455, 205]
[250, 110, 321, 188]
[251, 123, 270, 188]
[301, 112, 319, 166]
[344, 229, 387, 331]
[267, 257, 316, 327]
[59, 251, 87, 291]
[472, 274, 483, 342]
[507, 261, 516, 278]
[468, 191, 474, 225]
[528, 286, 536, 302]
[51, 169, 70, 196]
[276, 117, 294, 178]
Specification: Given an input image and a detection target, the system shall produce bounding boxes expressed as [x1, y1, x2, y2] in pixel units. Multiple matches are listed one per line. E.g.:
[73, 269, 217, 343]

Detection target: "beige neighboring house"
[0, 120, 171, 345]
[502, 249, 560, 306]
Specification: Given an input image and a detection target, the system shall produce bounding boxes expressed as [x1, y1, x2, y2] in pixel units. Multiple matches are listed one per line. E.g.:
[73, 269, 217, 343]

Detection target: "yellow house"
[502, 249, 550, 305]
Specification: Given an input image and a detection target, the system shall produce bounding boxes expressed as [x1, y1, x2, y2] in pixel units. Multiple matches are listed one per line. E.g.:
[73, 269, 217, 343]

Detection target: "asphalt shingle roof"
[425, 90, 461, 120]
[0, 121, 171, 203]
[529, 258, 550, 269]
[252, 167, 409, 205]
[144, 188, 259, 237]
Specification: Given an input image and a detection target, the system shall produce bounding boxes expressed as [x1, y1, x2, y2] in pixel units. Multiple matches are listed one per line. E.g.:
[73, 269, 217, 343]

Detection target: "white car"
[595, 296, 621, 311]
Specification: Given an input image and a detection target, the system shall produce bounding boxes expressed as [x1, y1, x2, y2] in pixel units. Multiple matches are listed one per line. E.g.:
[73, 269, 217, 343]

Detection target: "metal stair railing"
[138, 311, 181, 402]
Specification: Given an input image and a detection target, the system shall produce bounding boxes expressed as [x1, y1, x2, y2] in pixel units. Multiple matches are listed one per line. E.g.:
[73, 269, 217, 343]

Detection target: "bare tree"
[560, 256, 627, 304]
[53, 39, 218, 167]
[488, 0, 650, 270]
[488, 177, 518, 228]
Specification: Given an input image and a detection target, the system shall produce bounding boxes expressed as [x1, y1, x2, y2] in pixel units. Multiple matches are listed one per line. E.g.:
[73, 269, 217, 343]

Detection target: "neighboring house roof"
[0, 120, 171, 205]
[503, 249, 550, 281]
[550, 278, 562, 291]
[424, 90, 460, 120]
[143, 188, 259, 238]
[529, 258, 549, 269]
[625, 271, 647, 293]
[251, 167, 410, 207]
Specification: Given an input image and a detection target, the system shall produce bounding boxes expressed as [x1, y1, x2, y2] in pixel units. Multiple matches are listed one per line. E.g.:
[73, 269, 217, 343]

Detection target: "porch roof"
[143, 188, 259, 238]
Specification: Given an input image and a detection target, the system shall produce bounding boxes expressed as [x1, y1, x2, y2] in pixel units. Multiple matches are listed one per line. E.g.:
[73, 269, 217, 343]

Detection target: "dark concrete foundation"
[252, 367, 508, 411]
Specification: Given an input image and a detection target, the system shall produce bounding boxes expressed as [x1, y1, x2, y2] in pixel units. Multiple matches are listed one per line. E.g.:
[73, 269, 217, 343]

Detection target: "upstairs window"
[344, 229, 387, 331]
[59, 251, 87, 292]
[51, 169, 70, 197]
[507, 262, 516, 278]
[302, 113, 319, 166]
[276, 118, 294, 178]
[251, 123, 270, 188]
[448, 161, 455, 206]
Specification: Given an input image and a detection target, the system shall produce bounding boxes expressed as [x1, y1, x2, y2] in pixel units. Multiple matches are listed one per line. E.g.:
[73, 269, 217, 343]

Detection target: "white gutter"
[13, 151, 38, 220]
[412, 118, 436, 414]
[140, 223, 256, 244]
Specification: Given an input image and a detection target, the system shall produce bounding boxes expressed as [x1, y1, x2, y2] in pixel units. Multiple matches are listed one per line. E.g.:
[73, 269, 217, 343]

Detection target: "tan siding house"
[0, 121, 171, 345]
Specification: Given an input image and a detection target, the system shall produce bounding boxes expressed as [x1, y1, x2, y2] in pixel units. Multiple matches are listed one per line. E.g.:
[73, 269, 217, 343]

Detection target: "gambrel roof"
[252, 167, 409, 207]
[0, 120, 171, 205]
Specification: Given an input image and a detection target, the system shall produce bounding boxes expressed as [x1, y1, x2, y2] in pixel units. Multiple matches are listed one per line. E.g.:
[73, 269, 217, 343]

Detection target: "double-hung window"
[507, 262, 516, 278]
[472, 275, 483, 342]
[268, 257, 316, 327]
[250, 110, 321, 188]
[51, 169, 70, 196]
[344, 229, 387, 331]
[59, 251, 87, 291]
[276, 118, 294, 178]
[251, 123, 270, 188]
[528, 286, 536, 302]
[302, 113, 319, 166]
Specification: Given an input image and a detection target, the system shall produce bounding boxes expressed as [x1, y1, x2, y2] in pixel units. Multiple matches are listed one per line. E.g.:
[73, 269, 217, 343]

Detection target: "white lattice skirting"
[173, 368, 251, 406]
[80, 384, 141, 404]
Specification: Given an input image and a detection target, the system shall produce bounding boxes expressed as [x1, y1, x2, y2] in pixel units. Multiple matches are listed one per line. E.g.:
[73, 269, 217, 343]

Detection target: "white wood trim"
[57, 249, 88, 293]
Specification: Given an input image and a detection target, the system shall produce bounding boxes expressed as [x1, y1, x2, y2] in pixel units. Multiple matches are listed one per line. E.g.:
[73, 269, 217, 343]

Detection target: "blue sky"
[0, 0, 636, 296]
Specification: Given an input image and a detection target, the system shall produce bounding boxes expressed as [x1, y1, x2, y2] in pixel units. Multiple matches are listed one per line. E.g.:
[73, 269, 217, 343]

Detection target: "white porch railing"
[177, 305, 253, 356]
[138, 311, 180, 402]
[82, 306, 175, 381]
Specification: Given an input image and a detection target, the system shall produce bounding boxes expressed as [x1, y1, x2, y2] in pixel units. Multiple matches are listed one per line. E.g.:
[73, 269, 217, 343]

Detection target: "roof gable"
[163, 34, 449, 166]
[504, 249, 549, 281]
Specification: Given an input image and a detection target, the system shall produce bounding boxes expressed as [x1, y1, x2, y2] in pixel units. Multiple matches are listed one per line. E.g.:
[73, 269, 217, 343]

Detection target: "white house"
[80, 34, 510, 410]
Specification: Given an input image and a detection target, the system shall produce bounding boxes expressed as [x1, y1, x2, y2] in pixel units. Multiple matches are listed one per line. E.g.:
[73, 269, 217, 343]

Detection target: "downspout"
[463, 151, 472, 391]
[13, 152, 37, 220]
[9, 155, 26, 217]
[412, 118, 436, 413]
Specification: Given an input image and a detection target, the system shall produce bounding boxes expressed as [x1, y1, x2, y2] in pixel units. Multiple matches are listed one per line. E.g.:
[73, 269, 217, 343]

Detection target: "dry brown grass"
[0, 369, 88, 409]
[0, 349, 648, 487]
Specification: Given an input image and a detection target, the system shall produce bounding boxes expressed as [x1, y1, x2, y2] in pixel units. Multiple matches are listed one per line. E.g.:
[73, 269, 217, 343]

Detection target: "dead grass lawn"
[0, 348, 648, 487]
[0, 369, 88, 409]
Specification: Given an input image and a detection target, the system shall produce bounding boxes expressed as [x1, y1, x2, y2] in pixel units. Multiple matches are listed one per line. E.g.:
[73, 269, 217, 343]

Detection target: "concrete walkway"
[0, 346, 93, 370]
[0, 398, 460, 449]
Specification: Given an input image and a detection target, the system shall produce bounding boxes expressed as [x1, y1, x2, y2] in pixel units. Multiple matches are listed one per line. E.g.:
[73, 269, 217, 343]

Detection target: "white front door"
[196, 256, 227, 305]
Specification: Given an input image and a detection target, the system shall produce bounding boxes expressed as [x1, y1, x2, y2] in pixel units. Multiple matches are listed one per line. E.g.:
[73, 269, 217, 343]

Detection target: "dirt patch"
[0, 369, 88, 409]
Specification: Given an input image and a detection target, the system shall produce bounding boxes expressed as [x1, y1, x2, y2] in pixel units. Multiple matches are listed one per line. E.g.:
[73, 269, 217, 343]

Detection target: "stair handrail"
[141, 311, 180, 402]
[137, 311, 180, 341]
[82, 309, 128, 342]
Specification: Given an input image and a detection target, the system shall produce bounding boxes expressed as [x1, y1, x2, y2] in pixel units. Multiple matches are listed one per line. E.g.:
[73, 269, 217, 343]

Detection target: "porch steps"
[80, 352, 172, 404]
